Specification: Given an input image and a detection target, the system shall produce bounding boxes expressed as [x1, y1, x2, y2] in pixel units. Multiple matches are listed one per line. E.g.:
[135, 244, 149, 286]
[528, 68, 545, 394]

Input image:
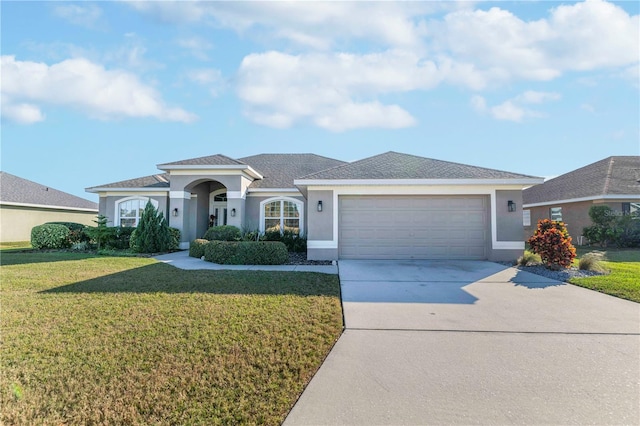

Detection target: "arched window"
[260, 197, 304, 235]
[116, 197, 159, 227]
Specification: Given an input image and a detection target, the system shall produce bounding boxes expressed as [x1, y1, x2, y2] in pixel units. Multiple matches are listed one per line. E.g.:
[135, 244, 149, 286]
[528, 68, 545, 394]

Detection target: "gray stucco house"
[86, 151, 543, 261]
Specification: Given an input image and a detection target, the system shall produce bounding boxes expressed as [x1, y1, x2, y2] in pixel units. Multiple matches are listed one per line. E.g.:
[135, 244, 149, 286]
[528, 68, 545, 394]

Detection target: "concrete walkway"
[153, 250, 338, 274]
[285, 260, 640, 425]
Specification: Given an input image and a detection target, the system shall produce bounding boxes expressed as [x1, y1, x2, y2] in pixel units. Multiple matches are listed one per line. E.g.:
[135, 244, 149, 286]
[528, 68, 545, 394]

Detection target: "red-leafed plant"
[527, 219, 576, 270]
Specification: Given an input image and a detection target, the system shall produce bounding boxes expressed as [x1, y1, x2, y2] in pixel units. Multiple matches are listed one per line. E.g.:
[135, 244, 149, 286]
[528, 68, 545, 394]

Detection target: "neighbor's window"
[117, 198, 158, 227]
[550, 207, 563, 222]
[622, 202, 640, 219]
[263, 198, 302, 234]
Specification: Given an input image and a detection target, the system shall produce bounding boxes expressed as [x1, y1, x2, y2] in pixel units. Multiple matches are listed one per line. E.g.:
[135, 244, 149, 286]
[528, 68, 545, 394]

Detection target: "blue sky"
[2, 0, 638, 202]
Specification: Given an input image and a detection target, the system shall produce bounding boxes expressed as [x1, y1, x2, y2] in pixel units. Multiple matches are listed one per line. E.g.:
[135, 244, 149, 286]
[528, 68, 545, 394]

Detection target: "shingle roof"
[523, 156, 640, 204]
[238, 154, 347, 188]
[86, 173, 170, 190]
[298, 151, 539, 180]
[1, 172, 98, 210]
[159, 154, 246, 167]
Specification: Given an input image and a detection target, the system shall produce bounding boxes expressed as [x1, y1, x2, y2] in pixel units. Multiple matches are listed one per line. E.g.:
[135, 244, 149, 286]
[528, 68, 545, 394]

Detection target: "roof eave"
[156, 164, 263, 180]
[293, 178, 545, 186]
[85, 187, 169, 193]
[0, 201, 98, 212]
[524, 194, 640, 208]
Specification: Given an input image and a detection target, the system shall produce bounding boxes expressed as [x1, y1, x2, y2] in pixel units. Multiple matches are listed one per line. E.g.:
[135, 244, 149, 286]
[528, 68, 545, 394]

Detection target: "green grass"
[570, 247, 640, 303]
[0, 241, 31, 251]
[0, 252, 343, 425]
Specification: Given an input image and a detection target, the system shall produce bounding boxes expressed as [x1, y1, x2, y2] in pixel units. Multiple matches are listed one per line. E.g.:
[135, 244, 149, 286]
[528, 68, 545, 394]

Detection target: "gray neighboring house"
[523, 156, 640, 242]
[86, 151, 543, 261]
[0, 172, 98, 242]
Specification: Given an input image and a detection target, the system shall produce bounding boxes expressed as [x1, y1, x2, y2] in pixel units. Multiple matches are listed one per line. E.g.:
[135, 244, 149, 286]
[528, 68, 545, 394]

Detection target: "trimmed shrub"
[528, 219, 576, 270]
[189, 239, 209, 258]
[168, 227, 181, 251]
[130, 202, 171, 253]
[106, 227, 136, 250]
[31, 224, 71, 249]
[578, 251, 607, 272]
[45, 222, 89, 244]
[203, 225, 241, 241]
[261, 228, 307, 252]
[204, 241, 289, 265]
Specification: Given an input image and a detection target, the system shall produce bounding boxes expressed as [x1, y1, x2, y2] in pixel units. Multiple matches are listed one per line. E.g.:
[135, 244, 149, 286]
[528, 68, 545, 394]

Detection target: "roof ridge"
[603, 157, 615, 194]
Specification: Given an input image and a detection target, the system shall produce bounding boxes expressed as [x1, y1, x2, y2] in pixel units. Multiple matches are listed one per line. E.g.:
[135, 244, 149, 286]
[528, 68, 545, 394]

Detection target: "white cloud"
[236, 50, 436, 131]
[1, 97, 45, 124]
[429, 0, 639, 86]
[580, 103, 596, 113]
[127, 1, 454, 50]
[471, 91, 560, 122]
[176, 37, 214, 60]
[1, 55, 196, 123]
[187, 68, 224, 96]
[53, 4, 103, 29]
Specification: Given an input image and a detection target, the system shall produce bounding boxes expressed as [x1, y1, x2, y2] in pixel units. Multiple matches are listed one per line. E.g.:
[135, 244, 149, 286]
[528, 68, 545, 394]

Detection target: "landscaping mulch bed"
[500, 262, 607, 282]
[287, 252, 333, 266]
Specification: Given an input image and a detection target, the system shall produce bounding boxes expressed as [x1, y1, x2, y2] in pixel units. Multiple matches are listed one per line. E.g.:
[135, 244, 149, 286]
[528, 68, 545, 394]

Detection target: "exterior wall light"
[317, 200, 323, 212]
[230, 208, 236, 217]
[508, 200, 516, 212]
[172, 208, 179, 217]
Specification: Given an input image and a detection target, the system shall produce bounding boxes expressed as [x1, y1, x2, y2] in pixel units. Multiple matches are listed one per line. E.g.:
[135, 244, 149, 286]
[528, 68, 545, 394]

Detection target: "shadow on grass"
[41, 262, 341, 297]
[0, 251, 100, 266]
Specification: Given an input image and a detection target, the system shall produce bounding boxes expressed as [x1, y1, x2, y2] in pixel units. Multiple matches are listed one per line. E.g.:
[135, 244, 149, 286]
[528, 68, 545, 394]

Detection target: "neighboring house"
[0, 172, 98, 242]
[523, 156, 640, 243]
[86, 152, 543, 261]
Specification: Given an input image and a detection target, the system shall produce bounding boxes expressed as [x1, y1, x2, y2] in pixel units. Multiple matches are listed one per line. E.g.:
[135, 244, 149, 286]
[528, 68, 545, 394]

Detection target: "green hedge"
[189, 239, 209, 258]
[203, 225, 241, 241]
[168, 227, 181, 251]
[203, 241, 289, 265]
[31, 224, 72, 249]
[45, 222, 89, 244]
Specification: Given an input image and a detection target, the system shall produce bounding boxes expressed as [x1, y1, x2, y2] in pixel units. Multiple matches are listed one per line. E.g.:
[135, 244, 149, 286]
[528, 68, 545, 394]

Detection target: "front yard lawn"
[0, 252, 343, 425]
[570, 248, 640, 303]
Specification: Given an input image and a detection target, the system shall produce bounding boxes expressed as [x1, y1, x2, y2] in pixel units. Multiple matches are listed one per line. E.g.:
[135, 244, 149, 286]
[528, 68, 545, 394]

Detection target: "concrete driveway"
[285, 260, 640, 425]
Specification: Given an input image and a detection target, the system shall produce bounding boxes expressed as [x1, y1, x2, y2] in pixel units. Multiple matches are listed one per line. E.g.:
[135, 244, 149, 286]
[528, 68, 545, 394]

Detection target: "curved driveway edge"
[285, 260, 640, 425]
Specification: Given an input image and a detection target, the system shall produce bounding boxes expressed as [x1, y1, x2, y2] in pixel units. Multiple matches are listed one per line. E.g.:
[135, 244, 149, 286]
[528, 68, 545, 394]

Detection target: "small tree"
[528, 219, 576, 270]
[582, 205, 621, 247]
[130, 201, 171, 253]
[85, 215, 111, 250]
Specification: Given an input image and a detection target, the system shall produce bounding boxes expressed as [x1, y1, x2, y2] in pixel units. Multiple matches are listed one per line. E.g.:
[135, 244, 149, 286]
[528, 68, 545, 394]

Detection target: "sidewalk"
[153, 250, 338, 274]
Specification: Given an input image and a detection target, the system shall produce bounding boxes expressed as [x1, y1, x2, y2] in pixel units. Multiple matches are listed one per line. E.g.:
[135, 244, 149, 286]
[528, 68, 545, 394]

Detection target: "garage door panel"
[339, 195, 488, 260]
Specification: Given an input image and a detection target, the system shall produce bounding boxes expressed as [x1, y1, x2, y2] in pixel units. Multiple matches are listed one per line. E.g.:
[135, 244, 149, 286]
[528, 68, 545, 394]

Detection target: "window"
[622, 202, 640, 219]
[116, 198, 158, 227]
[550, 207, 562, 222]
[261, 198, 303, 235]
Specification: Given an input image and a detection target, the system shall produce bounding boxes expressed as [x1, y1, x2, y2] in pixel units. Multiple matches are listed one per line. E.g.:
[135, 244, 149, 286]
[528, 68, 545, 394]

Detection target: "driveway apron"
[284, 260, 640, 425]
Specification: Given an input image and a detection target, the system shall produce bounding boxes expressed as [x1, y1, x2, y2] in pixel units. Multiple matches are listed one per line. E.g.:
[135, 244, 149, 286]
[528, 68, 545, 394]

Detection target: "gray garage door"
[339, 195, 488, 260]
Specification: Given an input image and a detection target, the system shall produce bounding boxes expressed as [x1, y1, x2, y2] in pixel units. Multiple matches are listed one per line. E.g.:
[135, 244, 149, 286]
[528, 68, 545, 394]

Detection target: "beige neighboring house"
[87, 151, 543, 262]
[523, 156, 640, 243]
[0, 172, 98, 242]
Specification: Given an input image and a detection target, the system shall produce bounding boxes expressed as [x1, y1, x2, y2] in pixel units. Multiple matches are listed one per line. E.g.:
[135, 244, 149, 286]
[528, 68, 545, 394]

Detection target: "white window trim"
[114, 196, 159, 227]
[259, 197, 304, 235]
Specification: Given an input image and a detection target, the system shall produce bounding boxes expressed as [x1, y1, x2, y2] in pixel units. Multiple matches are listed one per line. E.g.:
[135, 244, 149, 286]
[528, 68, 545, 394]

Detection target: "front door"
[209, 191, 228, 227]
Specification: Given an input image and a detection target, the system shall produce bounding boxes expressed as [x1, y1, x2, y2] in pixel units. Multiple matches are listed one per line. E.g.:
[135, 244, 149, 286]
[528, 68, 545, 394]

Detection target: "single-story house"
[0, 172, 98, 242]
[523, 156, 640, 242]
[86, 151, 543, 261]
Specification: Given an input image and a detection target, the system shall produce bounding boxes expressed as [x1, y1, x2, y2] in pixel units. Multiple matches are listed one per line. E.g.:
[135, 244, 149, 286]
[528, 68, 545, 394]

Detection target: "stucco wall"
[307, 190, 334, 241]
[495, 190, 523, 242]
[0, 205, 97, 242]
